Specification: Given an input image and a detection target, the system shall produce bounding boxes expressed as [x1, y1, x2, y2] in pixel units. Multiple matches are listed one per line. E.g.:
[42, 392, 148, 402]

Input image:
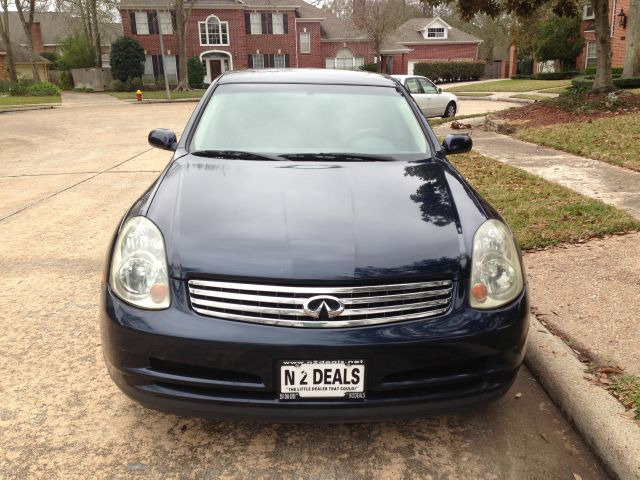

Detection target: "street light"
[618, 8, 628, 29]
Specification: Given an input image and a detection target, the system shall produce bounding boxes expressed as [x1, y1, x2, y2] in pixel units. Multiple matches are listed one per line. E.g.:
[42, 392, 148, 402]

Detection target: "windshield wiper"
[191, 150, 288, 161]
[281, 153, 396, 162]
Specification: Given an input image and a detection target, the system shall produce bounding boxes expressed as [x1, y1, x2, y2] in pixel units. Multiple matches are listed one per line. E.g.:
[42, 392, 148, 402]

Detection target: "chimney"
[31, 22, 44, 54]
[353, 0, 365, 28]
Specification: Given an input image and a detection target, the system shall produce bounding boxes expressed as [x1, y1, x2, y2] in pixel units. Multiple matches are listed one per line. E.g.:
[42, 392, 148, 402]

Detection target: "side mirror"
[148, 128, 177, 151]
[437, 87, 442, 93]
[442, 134, 472, 155]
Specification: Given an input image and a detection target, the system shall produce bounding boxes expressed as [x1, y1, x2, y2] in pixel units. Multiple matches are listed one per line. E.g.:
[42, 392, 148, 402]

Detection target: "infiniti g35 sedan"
[101, 69, 528, 422]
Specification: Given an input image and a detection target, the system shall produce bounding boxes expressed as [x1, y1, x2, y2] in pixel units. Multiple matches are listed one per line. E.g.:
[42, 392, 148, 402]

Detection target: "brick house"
[577, 0, 631, 69]
[0, 37, 50, 81]
[4, 12, 122, 68]
[117, 0, 481, 84]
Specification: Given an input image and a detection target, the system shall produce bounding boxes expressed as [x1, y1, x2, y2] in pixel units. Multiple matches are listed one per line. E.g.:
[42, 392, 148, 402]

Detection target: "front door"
[209, 60, 222, 80]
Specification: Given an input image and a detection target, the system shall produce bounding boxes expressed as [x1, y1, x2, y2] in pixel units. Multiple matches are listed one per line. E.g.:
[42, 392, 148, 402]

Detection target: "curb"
[525, 315, 640, 480]
[128, 98, 201, 104]
[0, 104, 59, 114]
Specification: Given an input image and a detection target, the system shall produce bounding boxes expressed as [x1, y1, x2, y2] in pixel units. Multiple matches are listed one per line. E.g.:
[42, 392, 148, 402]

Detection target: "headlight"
[469, 219, 523, 309]
[109, 216, 170, 309]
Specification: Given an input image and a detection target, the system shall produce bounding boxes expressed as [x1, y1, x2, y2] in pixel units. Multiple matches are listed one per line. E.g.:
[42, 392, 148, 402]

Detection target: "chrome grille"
[187, 279, 453, 328]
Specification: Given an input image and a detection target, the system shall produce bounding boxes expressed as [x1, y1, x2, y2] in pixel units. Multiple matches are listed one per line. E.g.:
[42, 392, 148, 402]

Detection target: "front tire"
[443, 102, 457, 118]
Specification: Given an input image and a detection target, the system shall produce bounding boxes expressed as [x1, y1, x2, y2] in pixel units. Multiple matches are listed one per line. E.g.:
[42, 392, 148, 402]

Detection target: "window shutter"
[148, 12, 155, 34]
[269, 54, 275, 68]
[285, 53, 290, 67]
[175, 55, 180, 80]
[245, 13, 251, 34]
[267, 13, 273, 34]
[171, 12, 177, 32]
[158, 54, 165, 75]
[130, 12, 137, 34]
[248, 54, 253, 68]
[283, 14, 288, 33]
[151, 54, 158, 76]
[262, 13, 268, 34]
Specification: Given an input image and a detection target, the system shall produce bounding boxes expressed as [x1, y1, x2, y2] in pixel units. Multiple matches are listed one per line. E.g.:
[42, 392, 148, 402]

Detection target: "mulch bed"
[493, 91, 640, 129]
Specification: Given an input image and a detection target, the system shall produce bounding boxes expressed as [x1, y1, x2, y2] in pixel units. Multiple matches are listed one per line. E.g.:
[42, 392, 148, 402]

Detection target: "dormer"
[419, 17, 452, 40]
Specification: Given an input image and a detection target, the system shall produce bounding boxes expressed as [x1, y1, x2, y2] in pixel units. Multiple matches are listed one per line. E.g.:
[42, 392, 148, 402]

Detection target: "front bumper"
[101, 279, 528, 422]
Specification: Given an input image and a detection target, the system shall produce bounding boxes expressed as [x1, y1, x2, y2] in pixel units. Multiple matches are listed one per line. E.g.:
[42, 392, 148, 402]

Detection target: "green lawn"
[0, 95, 60, 107]
[537, 86, 571, 94]
[107, 90, 205, 100]
[445, 79, 571, 93]
[510, 93, 552, 101]
[515, 113, 640, 171]
[450, 151, 640, 250]
[612, 375, 640, 419]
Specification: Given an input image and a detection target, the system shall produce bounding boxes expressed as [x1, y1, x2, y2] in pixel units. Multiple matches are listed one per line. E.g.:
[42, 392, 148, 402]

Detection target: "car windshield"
[190, 83, 430, 157]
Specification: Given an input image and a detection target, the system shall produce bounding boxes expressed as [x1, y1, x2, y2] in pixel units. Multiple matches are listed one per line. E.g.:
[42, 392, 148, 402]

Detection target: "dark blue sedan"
[101, 69, 528, 422]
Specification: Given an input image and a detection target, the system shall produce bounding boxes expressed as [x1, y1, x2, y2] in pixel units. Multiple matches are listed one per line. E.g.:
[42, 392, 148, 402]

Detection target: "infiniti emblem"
[303, 295, 345, 319]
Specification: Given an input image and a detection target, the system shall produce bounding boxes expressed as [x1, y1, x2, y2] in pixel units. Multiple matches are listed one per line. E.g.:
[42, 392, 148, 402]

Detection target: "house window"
[427, 27, 445, 38]
[135, 12, 149, 35]
[274, 54, 286, 68]
[272, 13, 284, 34]
[250, 12, 262, 34]
[326, 48, 364, 70]
[252, 53, 264, 68]
[586, 42, 597, 67]
[143, 55, 154, 83]
[583, 3, 594, 19]
[158, 12, 173, 34]
[199, 15, 229, 45]
[164, 55, 178, 83]
[300, 31, 311, 53]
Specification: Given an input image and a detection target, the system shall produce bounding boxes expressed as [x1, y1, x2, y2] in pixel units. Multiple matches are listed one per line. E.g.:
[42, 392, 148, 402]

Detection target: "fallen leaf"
[573, 474, 583, 480]
[539, 432, 549, 443]
[514, 392, 522, 399]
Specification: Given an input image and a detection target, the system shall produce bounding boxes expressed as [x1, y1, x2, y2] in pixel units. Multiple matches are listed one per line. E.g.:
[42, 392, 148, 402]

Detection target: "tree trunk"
[622, 0, 640, 78]
[592, 0, 613, 92]
[90, 0, 102, 67]
[14, 0, 42, 82]
[0, 6, 18, 83]
[173, 0, 193, 92]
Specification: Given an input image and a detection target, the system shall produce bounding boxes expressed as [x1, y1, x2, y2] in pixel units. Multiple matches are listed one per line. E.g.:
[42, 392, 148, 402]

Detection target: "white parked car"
[392, 75, 458, 118]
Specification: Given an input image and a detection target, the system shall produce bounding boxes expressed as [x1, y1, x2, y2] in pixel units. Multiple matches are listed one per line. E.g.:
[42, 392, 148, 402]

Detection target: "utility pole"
[157, 10, 171, 100]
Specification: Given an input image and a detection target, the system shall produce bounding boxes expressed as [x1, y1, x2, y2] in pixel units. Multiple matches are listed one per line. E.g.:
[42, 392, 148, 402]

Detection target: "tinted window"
[418, 78, 438, 94]
[404, 78, 423, 95]
[191, 84, 430, 156]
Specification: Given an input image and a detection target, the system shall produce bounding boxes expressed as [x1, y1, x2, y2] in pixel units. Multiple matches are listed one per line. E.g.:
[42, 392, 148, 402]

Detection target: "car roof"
[218, 68, 398, 87]
[391, 75, 427, 81]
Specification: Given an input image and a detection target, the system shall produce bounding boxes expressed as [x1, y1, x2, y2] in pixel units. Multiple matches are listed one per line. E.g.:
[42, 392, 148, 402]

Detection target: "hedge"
[531, 71, 580, 80]
[359, 63, 378, 73]
[413, 61, 485, 83]
[571, 75, 640, 89]
[511, 74, 532, 80]
[584, 66, 623, 75]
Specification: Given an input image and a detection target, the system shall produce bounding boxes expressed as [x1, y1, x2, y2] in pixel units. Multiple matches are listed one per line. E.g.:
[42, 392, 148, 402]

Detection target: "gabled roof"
[0, 37, 50, 63]
[5, 12, 122, 47]
[383, 16, 482, 51]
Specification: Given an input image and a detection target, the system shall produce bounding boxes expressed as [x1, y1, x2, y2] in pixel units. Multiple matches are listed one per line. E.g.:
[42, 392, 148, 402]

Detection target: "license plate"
[279, 360, 365, 400]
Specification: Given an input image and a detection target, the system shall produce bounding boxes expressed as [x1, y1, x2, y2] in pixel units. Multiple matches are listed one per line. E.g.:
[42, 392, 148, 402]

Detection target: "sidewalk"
[434, 120, 640, 220]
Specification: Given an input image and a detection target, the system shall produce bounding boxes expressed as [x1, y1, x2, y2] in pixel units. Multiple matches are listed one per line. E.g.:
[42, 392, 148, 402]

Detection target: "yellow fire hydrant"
[136, 89, 143, 102]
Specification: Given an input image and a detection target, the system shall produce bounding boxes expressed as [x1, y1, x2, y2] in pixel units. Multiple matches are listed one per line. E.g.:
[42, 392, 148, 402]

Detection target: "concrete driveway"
[0, 96, 607, 479]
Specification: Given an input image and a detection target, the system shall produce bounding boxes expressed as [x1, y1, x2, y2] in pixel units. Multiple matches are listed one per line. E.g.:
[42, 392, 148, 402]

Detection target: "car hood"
[147, 155, 478, 281]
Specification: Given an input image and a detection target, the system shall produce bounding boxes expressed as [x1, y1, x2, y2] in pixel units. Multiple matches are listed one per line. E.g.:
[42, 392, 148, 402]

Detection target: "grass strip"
[450, 151, 640, 250]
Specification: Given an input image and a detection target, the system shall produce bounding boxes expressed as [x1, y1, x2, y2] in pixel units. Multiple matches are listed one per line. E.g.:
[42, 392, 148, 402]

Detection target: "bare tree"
[358, 0, 406, 72]
[14, 0, 42, 81]
[90, 0, 102, 66]
[621, 0, 640, 78]
[0, 0, 18, 83]
[174, 0, 195, 91]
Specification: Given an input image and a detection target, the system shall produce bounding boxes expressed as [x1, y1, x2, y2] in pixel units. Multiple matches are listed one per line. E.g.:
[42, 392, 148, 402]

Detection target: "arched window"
[199, 15, 229, 46]
[326, 47, 364, 70]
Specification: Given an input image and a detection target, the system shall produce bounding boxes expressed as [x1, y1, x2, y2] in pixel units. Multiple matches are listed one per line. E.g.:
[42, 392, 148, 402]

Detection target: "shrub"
[187, 56, 206, 87]
[613, 77, 640, 88]
[59, 71, 74, 90]
[511, 74, 532, 79]
[130, 76, 143, 91]
[532, 71, 580, 80]
[8, 79, 31, 96]
[358, 63, 378, 73]
[413, 61, 486, 83]
[111, 79, 125, 91]
[27, 82, 60, 96]
[584, 67, 623, 75]
[110, 36, 145, 82]
[0, 80, 10, 93]
[532, 16, 584, 67]
[57, 34, 96, 70]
